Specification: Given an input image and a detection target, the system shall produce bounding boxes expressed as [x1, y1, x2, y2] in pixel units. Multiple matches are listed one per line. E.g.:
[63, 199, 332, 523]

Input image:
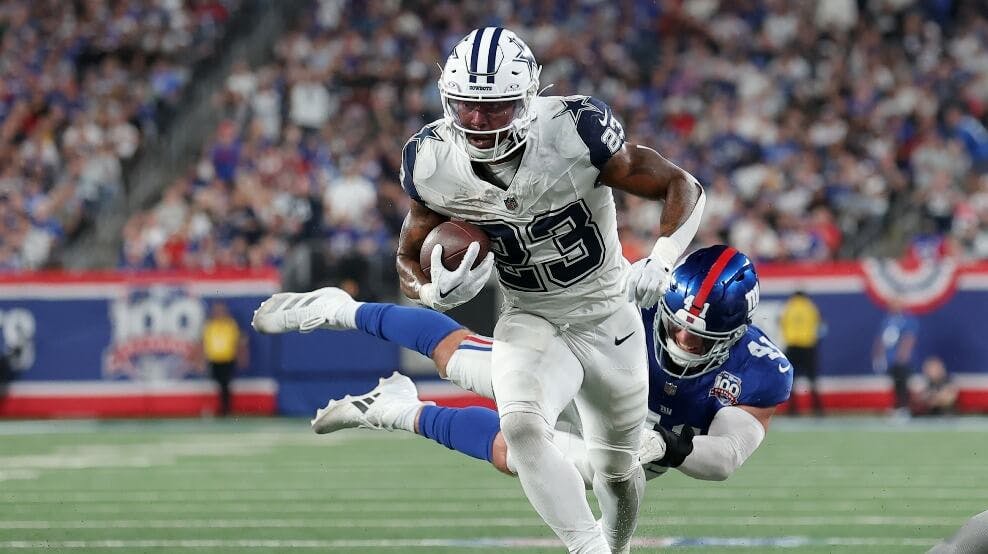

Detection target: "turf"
[0, 417, 985, 553]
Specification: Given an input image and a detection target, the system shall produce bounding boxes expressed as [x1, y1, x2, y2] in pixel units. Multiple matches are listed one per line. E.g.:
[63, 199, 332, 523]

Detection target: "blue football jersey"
[641, 307, 793, 435]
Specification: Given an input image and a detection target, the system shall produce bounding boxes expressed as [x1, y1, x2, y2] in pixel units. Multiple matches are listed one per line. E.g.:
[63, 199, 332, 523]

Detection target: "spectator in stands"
[211, 120, 242, 184]
[913, 356, 959, 416]
[779, 290, 824, 416]
[944, 104, 988, 174]
[872, 300, 920, 419]
[201, 301, 248, 417]
[289, 68, 334, 136]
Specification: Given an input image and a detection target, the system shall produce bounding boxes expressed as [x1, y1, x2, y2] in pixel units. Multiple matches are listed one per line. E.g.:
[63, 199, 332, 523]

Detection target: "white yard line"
[3, 487, 986, 503]
[0, 515, 967, 529]
[5, 498, 979, 515]
[0, 536, 939, 549]
[0, 470, 40, 482]
[0, 433, 345, 483]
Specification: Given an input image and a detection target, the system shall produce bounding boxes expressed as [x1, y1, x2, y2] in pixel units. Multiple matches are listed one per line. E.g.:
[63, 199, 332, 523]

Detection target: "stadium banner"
[0, 269, 281, 418]
[753, 258, 988, 412]
[2, 258, 988, 418]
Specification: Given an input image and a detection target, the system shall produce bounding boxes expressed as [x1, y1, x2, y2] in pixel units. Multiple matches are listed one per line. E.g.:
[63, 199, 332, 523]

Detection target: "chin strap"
[663, 336, 705, 370]
[461, 130, 522, 163]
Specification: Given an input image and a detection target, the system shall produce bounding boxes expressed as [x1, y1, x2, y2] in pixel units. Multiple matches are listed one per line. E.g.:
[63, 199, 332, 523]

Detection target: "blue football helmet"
[655, 245, 760, 379]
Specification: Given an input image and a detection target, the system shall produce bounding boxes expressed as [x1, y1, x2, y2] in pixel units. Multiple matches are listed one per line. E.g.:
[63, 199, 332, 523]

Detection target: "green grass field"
[1, 417, 985, 553]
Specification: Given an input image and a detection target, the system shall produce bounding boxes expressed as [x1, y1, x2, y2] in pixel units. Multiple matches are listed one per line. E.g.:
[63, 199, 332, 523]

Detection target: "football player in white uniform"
[259, 28, 705, 553]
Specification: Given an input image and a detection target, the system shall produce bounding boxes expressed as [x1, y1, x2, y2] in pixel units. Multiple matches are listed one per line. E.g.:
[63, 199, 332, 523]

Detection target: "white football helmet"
[438, 27, 541, 162]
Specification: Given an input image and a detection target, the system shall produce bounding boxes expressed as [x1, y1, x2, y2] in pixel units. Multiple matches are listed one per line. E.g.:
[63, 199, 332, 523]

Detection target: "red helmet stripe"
[689, 247, 738, 315]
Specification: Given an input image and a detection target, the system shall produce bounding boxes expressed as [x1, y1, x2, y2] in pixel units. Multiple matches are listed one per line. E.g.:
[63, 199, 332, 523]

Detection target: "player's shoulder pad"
[545, 95, 625, 169]
[400, 121, 444, 203]
[731, 326, 793, 408]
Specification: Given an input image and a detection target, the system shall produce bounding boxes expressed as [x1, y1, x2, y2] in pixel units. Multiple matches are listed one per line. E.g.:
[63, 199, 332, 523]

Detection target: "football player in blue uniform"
[254, 245, 791, 490]
[637, 245, 791, 480]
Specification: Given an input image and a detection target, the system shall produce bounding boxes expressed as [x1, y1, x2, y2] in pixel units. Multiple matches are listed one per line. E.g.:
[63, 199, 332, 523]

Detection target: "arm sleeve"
[678, 406, 766, 481]
[648, 185, 705, 267]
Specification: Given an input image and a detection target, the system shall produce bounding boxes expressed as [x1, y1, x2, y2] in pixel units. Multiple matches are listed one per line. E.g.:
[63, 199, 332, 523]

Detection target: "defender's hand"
[653, 423, 695, 468]
[418, 242, 494, 312]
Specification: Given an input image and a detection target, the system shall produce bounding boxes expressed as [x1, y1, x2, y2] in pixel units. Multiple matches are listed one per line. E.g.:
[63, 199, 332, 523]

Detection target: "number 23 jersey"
[400, 95, 628, 323]
[641, 306, 794, 435]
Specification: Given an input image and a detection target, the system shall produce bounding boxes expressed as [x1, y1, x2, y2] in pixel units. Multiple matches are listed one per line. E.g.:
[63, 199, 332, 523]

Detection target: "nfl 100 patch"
[709, 371, 742, 406]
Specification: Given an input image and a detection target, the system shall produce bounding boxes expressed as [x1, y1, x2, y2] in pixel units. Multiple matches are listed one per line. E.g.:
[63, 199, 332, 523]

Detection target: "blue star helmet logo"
[552, 96, 604, 125]
[508, 35, 538, 78]
[410, 123, 444, 153]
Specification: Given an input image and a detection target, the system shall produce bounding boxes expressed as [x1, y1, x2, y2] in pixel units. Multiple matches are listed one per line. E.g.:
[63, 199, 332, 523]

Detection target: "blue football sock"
[354, 303, 462, 358]
[417, 405, 501, 463]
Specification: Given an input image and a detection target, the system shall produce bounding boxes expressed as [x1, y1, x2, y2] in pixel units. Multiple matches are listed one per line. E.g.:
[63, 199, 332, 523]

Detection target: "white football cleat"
[251, 287, 360, 334]
[311, 371, 429, 434]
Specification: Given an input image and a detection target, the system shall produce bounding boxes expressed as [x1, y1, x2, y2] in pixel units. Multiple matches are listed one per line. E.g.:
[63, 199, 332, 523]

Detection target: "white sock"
[390, 401, 422, 433]
[444, 348, 495, 399]
[338, 301, 363, 329]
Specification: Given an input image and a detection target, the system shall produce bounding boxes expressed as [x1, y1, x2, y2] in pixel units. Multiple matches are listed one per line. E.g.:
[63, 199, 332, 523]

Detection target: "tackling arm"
[396, 201, 448, 300]
[677, 405, 772, 481]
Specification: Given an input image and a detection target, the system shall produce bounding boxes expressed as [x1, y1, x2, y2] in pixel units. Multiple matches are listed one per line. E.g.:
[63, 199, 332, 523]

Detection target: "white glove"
[417, 242, 494, 312]
[639, 426, 669, 480]
[625, 236, 680, 308]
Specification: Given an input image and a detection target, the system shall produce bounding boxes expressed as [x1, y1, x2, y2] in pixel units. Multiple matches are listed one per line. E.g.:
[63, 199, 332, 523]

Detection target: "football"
[420, 220, 491, 273]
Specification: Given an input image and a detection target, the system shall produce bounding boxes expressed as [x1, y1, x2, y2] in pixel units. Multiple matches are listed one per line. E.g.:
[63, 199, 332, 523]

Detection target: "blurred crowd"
[0, 0, 236, 270]
[101, 1, 988, 286]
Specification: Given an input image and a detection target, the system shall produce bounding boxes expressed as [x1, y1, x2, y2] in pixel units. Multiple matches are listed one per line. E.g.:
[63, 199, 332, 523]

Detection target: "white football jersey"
[401, 95, 629, 323]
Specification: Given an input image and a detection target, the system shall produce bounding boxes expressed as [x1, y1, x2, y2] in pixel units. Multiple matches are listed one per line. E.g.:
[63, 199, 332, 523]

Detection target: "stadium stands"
[0, 0, 239, 270]
[113, 0, 988, 297]
[1, 0, 986, 293]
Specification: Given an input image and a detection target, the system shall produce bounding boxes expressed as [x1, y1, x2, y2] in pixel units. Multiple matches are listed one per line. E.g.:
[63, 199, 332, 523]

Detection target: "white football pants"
[488, 303, 649, 553]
